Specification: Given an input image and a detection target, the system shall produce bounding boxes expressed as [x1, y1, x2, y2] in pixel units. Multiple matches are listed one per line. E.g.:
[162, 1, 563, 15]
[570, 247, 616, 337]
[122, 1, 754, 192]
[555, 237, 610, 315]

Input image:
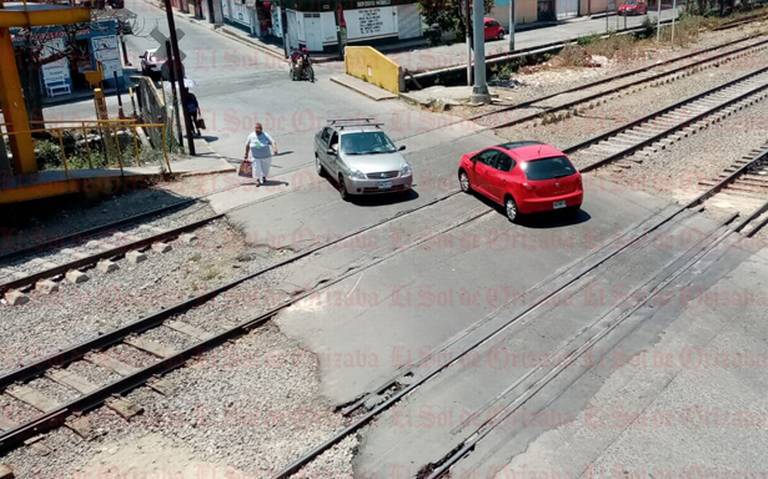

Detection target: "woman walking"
[244, 122, 278, 185]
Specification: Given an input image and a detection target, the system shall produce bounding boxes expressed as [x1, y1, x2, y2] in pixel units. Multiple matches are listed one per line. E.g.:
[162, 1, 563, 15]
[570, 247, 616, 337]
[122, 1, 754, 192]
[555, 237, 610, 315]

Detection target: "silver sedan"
[314, 122, 413, 200]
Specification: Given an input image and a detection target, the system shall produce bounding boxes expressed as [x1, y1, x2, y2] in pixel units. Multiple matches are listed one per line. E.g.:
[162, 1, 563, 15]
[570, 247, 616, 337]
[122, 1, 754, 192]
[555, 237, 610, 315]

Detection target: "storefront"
[12, 19, 124, 101]
[270, 0, 423, 53]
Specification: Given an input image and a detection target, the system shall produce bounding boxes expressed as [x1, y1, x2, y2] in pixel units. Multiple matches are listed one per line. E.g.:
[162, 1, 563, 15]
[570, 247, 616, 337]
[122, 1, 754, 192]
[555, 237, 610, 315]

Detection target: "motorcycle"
[289, 49, 315, 82]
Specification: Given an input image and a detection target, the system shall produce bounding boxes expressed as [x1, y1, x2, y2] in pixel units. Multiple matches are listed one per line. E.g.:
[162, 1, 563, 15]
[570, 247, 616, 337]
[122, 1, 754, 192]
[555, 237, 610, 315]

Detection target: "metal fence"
[0, 119, 171, 177]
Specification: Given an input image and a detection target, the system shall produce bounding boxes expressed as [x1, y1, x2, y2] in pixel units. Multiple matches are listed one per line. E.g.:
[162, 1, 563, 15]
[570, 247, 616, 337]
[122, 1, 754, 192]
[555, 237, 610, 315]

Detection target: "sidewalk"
[390, 8, 681, 73]
[148, 0, 679, 72]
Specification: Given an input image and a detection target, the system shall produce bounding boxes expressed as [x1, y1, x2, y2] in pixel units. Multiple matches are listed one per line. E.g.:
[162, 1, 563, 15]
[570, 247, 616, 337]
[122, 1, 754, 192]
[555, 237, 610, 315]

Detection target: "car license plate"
[378, 181, 393, 190]
[553, 200, 567, 209]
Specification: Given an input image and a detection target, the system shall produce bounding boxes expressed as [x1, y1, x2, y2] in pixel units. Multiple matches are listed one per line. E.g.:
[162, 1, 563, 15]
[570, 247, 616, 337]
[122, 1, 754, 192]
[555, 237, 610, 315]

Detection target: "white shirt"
[247, 131, 274, 159]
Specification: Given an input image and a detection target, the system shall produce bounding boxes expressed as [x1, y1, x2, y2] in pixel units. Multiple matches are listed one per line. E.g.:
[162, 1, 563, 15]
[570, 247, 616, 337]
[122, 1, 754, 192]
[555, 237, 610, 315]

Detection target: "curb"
[329, 76, 397, 101]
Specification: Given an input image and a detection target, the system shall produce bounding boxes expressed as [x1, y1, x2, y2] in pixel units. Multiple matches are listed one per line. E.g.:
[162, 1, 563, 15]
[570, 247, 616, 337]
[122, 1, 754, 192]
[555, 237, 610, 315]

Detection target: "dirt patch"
[77, 433, 247, 479]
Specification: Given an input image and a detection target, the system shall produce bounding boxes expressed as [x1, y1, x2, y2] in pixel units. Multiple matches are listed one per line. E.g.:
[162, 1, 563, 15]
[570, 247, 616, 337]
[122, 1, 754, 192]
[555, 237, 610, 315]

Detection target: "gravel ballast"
[495, 48, 768, 148]
[0, 220, 278, 375]
[592, 95, 768, 203]
[451, 23, 768, 119]
[1, 325, 356, 478]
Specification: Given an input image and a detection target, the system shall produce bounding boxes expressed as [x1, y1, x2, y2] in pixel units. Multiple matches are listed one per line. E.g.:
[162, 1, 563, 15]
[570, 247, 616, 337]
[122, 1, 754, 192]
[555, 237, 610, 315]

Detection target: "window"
[330, 132, 339, 150]
[340, 131, 397, 155]
[320, 128, 331, 143]
[522, 156, 577, 180]
[495, 153, 514, 172]
[476, 149, 499, 166]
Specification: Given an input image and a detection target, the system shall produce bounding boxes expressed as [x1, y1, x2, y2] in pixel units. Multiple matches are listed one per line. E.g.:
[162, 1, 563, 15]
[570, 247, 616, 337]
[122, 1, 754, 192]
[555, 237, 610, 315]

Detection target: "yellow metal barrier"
[345, 46, 403, 95]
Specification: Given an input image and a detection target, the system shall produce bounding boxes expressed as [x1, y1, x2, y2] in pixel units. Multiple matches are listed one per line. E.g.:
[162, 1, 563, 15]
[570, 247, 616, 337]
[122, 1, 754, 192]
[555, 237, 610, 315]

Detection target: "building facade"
[222, 0, 423, 52]
[12, 19, 124, 102]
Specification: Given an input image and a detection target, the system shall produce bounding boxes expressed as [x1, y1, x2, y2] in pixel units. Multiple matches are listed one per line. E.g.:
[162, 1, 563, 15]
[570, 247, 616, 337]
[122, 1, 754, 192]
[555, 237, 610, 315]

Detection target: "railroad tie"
[5, 385, 58, 412]
[0, 414, 18, 432]
[84, 352, 140, 376]
[46, 369, 99, 394]
[124, 337, 178, 359]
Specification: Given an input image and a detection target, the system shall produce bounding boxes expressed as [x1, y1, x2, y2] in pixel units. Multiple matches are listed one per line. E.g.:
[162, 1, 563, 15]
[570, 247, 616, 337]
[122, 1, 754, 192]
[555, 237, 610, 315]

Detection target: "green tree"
[418, 0, 495, 39]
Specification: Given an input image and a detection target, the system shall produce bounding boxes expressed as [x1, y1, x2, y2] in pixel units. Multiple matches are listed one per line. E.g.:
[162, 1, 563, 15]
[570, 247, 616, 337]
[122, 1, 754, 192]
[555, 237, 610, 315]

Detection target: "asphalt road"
[46, 0, 464, 177]
[38, 4, 768, 477]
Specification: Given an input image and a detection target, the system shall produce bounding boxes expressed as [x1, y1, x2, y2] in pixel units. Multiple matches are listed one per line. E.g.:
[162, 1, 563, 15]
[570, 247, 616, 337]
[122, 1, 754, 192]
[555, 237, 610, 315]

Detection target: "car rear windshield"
[341, 132, 397, 155]
[523, 156, 577, 180]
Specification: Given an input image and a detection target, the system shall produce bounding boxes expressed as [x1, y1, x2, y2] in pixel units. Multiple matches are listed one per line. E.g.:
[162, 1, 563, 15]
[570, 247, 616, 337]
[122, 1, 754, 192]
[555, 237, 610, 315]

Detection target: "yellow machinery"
[0, 0, 91, 175]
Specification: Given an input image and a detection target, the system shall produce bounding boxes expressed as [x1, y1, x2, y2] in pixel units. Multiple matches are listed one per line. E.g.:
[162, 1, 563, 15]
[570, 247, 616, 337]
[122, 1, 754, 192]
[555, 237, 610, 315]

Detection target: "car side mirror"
[327, 148, 337, 156]
[398, 145, 406, 151]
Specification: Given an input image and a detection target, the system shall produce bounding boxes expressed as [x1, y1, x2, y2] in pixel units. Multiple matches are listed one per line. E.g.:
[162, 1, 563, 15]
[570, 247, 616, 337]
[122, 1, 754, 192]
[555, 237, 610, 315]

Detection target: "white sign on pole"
[91, 35, 123, 80]
[345, 7, 398, 40]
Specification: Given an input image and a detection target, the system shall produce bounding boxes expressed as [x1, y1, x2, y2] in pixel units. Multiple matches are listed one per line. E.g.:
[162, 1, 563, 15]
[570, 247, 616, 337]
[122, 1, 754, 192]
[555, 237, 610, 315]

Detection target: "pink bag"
[238, 160, 252, 178]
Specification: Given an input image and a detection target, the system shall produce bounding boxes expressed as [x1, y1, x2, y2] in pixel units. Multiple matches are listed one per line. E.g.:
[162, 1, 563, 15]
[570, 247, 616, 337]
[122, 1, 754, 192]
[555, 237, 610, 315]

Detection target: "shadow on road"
[471, 192, 591, 229]
[347, 189, 420, 207]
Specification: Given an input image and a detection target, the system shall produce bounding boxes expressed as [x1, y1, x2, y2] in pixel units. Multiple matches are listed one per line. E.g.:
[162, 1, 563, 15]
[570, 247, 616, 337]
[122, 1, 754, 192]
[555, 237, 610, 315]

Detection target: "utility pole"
[281, 4, 289, 58]
[656, 0, 662, 41]
[671, 0, 677, 43]
[508, 0, 515, 52]
[165, 40, 185, 149]
[471, 0, 490, 104]
[163, 0, 196, 155]
[465, 0, 472, 86]
[207, 0, 215, 23]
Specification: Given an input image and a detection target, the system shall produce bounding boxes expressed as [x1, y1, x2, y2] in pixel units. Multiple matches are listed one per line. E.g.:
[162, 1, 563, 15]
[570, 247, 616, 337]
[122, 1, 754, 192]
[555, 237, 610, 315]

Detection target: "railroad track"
[0, 199, 198, 265]
[562, 65, 768, 172]
[471, 34, 768, 130]
[420, 212, 760, 479]
[713, 10, 768, 31]
[0, 189, 490, 453]
[698, 143, 768, 236]
[0, 207, 223, 305]
[270, 145, 768, 479]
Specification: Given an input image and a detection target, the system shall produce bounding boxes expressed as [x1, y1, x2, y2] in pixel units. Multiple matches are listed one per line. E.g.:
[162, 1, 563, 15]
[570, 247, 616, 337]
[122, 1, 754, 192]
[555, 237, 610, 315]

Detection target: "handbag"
[195, 118, 206, 130]
[238, 160, 252, 178]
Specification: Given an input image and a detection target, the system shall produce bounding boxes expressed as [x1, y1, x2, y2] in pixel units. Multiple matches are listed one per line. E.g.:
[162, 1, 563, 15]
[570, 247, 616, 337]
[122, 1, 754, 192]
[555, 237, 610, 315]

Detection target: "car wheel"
[315, 155, 325, 177]
[459, 170, 471, 193]
[339, 175, 349, 201]
[505, 196, 519, 223]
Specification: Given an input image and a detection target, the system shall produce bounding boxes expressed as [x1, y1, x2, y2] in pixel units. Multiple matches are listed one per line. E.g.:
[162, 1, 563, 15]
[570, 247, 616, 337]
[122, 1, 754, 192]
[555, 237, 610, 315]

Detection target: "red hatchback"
[484, 17, 506, 41]
[617, 0, 648, 15]
[458, 141, 583, 222]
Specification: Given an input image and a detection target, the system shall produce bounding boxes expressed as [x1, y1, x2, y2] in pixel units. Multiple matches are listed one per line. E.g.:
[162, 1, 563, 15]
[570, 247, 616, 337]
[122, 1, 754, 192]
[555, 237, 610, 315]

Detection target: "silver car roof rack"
[327, 118, 382, 129]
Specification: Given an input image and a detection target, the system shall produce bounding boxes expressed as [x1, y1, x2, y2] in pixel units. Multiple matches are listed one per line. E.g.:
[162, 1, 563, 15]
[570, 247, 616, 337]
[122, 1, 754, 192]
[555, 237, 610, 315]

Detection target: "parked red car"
[617, 0, 648, 15]
[484, 17, 506, 41]
[458, 141, 583, 222]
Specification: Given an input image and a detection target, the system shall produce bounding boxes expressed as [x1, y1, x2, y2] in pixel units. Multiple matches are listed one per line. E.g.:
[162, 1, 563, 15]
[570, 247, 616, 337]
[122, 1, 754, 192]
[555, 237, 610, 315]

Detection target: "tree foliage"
[418, 0, 495, 38]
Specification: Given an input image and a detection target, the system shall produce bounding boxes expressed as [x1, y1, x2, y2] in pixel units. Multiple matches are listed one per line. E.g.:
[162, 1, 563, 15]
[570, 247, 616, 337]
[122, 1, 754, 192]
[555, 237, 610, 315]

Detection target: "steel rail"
[0, 191, 465, 391]
[462, 32, 766, 123]
[270, 142, 768, 479]
[483, 36, 768, 130]
[0, 214, 225, 296]
[424, 210, 750, 479]
[0, 198, 488, 453]
[0, 199, 198, 264]
[563, 66, 768, 171]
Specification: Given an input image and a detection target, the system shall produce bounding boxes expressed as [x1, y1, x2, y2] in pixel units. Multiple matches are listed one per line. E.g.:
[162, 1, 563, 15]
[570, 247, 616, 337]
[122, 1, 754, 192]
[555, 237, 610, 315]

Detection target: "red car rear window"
[522, 156, 577, 180]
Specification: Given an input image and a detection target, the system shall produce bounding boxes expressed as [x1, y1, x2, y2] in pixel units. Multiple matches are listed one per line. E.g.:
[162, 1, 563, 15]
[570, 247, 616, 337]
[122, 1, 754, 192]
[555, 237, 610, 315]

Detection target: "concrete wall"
[345, 46, 403, 94]
[491, 0, 539, 28]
